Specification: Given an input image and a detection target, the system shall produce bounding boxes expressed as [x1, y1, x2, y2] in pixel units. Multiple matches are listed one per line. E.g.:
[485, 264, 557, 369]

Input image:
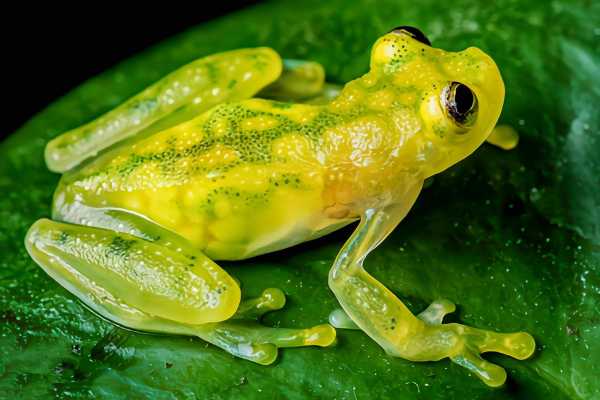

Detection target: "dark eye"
[443, 82, 478, 127]
[390, 26, 431, 46]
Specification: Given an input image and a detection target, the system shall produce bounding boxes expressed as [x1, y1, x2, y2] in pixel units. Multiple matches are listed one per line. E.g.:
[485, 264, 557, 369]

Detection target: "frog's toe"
[450, 347, 507, 387]
[233, 288, 286, 320]
[448, 326, 534, 387]
[422, 322, 535, 387]
[264, 323, 337, 348]
[417, 299, 456, 325]
[200, 321, 336, 365]
[234, 287, 337, 349]
[195, 287, 335, 364]
[230, 341, 279, 366]
[467, 328, 536, 361]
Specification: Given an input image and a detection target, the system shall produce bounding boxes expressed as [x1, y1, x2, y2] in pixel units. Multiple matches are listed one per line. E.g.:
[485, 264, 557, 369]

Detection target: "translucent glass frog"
[26, 26, 532, 386]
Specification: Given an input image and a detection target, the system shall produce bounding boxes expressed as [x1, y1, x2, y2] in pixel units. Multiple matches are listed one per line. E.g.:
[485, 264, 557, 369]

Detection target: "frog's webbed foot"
[334, 276, 535, 388]
[402, 301, 535, 387]
[328, 297, 532, 386]
[45, 47, 283, 172]
[196, 288, 335, 365]
[331, 279, 534, 386]
[446, 324, 534, 386]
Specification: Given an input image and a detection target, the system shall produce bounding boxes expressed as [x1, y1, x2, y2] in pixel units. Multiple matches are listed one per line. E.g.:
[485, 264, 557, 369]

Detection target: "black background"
[0, 2, 260, 140]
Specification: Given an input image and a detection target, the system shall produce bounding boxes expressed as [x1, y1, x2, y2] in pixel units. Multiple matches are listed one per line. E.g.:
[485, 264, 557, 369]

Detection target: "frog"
[25, 26, 534, 387]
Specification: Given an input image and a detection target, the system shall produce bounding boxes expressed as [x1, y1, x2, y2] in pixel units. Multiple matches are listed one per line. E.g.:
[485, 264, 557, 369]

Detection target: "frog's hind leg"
[25, 219, 335, 365]
[45, 47, 283, 173]
[25, 218, 241, 325]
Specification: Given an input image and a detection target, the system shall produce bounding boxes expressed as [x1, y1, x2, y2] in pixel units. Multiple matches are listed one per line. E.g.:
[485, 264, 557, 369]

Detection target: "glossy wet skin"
[52, 31, 502, 258]
[26, 28, 534, 386]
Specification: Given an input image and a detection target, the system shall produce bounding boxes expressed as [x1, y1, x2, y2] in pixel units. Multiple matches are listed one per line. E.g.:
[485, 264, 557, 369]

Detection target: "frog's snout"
[455, 47, 505, 101]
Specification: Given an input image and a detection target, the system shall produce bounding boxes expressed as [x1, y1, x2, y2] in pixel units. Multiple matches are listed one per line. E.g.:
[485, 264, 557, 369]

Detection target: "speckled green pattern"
[65, 101, 340, 183]
[1, 0, 599, 399]
[44, 48, 281, 173]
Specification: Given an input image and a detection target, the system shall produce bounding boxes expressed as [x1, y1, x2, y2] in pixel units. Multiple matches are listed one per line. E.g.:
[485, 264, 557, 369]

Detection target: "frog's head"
[367, 27, 505, 178]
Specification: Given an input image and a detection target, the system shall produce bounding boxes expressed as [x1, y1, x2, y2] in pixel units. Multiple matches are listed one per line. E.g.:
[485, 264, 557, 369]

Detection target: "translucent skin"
[44, 48, 285, 173]
[26, 31, 534, 386]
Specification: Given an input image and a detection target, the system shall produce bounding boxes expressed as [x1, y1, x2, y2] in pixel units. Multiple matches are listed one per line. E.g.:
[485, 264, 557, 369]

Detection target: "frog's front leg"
[25, 219, 335, 364]
[487, 125, 519, 150]
[328, 183, 535, 387]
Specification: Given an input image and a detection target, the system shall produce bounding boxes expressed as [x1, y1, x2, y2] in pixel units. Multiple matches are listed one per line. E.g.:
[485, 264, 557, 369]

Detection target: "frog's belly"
[57, 169, 351, 261]
[207, 206, 356, 261]
[175, 184, 353, 261]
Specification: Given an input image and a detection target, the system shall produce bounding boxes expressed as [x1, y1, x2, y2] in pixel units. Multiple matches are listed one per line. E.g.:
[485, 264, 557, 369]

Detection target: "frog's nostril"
[389, 26, 431, 46]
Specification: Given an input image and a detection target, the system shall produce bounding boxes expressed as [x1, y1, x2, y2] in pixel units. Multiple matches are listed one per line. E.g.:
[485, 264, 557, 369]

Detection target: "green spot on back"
[107, 236, 137, 258]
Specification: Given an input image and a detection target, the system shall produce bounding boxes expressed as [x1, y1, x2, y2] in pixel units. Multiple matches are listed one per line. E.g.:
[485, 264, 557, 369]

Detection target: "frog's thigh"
[45, 47, 283, 173]
[328, 185, 535, 387]
[25, 218, 241, 325]
[259, 59, 325, 101]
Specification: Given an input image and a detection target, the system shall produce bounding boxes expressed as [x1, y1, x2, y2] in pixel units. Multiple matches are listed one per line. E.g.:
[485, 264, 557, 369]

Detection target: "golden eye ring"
[442, 82, 478, 129]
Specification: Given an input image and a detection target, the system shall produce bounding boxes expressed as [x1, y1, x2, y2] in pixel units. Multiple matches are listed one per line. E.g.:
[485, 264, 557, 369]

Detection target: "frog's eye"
[390, 26, 431, 46]
[442, 82, 478, 129]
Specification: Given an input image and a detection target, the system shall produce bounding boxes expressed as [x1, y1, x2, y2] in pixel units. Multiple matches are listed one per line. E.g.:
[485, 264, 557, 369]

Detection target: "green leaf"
[1, 1, 599, 398]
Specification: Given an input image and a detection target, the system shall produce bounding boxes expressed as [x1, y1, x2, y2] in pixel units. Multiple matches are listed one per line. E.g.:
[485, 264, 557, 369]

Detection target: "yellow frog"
[26, 27, 532, 387]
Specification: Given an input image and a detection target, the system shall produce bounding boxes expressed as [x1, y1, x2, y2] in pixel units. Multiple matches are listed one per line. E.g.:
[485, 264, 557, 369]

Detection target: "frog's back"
[54, 99, 355, 259]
